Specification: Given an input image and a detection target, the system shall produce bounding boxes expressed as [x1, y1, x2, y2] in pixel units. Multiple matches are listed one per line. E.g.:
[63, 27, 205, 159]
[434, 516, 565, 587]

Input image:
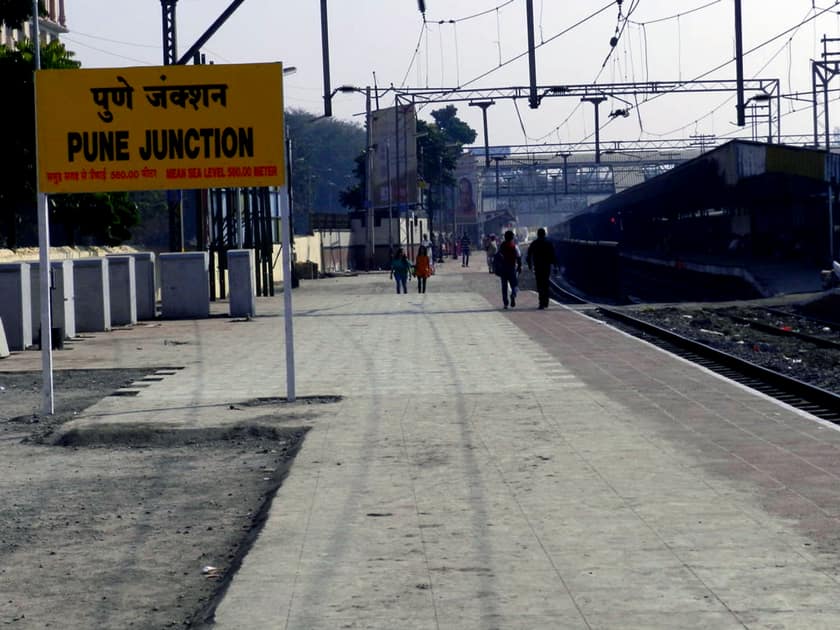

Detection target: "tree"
[50, 192, 138, 246]
[0, 39, 140, 247]
[338, 152, 367, 211]
[284, 109, 365, 225]
[0, 38, 78, 247]
[416, 106, 476, 232]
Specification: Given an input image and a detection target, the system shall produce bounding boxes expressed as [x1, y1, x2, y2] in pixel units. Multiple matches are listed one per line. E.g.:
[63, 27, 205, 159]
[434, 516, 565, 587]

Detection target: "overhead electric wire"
[61, 37, 155, 65]
[599, 0, 641, 71]
[530, 1, 633, 142]
[639, 4, 823, 138]
[424, 0, 516, 25]
[66, 30, 159, 49]
[513, 98, 530, 144]
[628, 0, 723, 26]
[434, 1, 615, 96]
[400, 19, 428, 88]
[532, 1, 836, 146]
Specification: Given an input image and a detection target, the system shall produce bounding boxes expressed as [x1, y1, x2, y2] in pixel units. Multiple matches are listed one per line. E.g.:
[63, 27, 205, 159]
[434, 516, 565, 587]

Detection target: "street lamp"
[469, 100, 495, 168]
[556, 152, 571, 195]
[581, 96, 607, 163]
[332, 85, 375, 269]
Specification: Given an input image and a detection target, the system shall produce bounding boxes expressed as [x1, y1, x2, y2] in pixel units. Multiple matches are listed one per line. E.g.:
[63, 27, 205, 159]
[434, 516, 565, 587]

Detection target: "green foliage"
[126, 191, 168, 249]
[431, 105, 477, 145]
[50, 192, 139, 246]
[0, 39, 139, 247]
[338, 152, 367, 211]
[284, 109, 365, 217]
[416, 106, 476, 225]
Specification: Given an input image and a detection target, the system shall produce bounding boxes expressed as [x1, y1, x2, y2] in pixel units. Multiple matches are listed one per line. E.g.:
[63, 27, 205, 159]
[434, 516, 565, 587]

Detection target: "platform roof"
[569, 140, 840, 222]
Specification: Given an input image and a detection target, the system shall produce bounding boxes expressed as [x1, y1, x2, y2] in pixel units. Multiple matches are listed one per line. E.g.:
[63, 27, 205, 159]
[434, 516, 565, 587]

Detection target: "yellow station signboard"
[35, 62, 286, 193]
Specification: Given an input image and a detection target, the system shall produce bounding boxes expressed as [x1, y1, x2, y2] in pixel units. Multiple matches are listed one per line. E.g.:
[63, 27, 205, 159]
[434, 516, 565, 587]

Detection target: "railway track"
[549, 279, 840, 422]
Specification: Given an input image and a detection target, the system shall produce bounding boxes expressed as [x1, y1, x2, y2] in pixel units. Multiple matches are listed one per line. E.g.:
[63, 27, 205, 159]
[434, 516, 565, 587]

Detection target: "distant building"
[1, 0, 67, 48]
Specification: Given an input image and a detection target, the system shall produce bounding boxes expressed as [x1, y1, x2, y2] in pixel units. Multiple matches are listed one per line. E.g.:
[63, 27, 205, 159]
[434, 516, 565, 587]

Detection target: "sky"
[63, 0, 840, 152]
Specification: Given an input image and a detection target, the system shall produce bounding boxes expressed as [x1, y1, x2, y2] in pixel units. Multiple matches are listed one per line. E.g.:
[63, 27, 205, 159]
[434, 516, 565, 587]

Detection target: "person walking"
[485, 234, 498, 274]
[389, 248, 412, 294]
[498, 230, 522, 309]
[460, 233, 471, 267]
[526, 227, 558, 309]
[421, 233, 434, 264]
[414, 245, 432, 293]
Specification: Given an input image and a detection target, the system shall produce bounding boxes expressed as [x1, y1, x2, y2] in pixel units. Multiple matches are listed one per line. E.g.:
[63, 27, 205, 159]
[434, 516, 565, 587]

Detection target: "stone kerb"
[107, 256, 138, 326]
[0, 262, 33, 351]
[73, 258, 112, 333]
[160, 252, 210, 319]
[29, 260, 76, 343]
[227, 249, 256, 317]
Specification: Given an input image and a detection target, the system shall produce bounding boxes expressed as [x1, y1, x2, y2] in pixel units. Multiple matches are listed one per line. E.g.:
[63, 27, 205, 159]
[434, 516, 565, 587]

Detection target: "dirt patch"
[0, 369, 157, 444]
[0, 369, 313, 629]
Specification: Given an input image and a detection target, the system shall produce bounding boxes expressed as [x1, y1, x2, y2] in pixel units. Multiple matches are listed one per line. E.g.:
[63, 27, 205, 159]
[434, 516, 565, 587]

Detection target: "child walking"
[414, 245, 432, 293]
[389, 248, 412, 294]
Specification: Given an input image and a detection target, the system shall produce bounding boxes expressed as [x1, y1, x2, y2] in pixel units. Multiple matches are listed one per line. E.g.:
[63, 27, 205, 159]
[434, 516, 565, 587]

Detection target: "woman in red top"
[414, 245, 433, 293]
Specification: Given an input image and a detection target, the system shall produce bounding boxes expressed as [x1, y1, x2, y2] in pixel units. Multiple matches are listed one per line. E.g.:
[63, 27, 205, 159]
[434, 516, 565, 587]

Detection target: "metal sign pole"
[281, 130, 296, 402]
[32, 0, 55, 414]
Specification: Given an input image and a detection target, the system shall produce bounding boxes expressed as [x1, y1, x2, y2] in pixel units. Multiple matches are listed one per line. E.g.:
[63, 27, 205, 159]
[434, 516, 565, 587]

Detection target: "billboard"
[35, 63, 286, 193]
[454, 152, 478, 225]
[370, 104, 417, 208]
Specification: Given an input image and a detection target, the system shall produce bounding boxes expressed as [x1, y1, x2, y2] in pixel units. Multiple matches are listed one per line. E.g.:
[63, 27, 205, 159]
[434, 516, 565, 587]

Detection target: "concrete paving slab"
[8, 265, 840, 628]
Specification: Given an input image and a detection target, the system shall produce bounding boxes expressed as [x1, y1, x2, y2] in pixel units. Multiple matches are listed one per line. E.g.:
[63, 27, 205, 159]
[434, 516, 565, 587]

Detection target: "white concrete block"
[227, 249, 256, 317]
[29, 260, 76, 343]
[160, 252, 210, 319]
[73, 258, 111, 333]
[107, 256, 138, 326]
[0, 263, 32, 351]
[133, 252, 156, 320]
[0, 317, 9, 358]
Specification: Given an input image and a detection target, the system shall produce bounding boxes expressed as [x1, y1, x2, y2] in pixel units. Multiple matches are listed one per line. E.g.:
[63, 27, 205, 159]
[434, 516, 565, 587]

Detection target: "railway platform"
[27, 262, 840, 628]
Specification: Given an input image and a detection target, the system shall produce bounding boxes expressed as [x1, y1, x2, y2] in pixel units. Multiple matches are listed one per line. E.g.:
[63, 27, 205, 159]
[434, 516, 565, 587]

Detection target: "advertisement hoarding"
[370, 104, 417, 208]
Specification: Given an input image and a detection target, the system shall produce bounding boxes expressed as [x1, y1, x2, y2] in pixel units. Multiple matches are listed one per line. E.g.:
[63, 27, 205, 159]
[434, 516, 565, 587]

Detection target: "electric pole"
[526, 0, 539, 108]
[581, 97, 607, 164]
[469, 100, 495, 168]
[735, 0, 745, 126]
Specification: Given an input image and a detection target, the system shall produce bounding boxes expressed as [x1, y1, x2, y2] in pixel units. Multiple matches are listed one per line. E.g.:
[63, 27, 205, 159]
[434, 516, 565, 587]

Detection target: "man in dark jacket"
[498, 230, 522, 309]
[526, 227, 557, 309]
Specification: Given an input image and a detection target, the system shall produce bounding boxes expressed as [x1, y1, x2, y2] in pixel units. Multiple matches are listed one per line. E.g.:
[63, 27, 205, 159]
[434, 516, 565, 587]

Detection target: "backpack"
[492, 250, 506, 277]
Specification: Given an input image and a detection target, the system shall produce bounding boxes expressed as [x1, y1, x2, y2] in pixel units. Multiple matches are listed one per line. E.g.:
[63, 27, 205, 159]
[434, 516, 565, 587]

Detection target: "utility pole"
[160, 0, 178, 65]
[469, 100, 495, 168]
[160, 0, 182, 252]
[735, 0, 745, 126]
[525, 0, 539, 109]
[365, 87, 374, 268]
[320, 0, 333, 117]
[812, 36, 840, 150]
[557, 152, 571, 194]
[581, 97, 607, 163]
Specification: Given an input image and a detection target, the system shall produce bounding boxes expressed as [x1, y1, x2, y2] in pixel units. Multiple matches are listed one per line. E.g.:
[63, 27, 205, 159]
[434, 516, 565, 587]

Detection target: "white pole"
[279, 187, 295, 402]
[32, 0, 54, 414]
